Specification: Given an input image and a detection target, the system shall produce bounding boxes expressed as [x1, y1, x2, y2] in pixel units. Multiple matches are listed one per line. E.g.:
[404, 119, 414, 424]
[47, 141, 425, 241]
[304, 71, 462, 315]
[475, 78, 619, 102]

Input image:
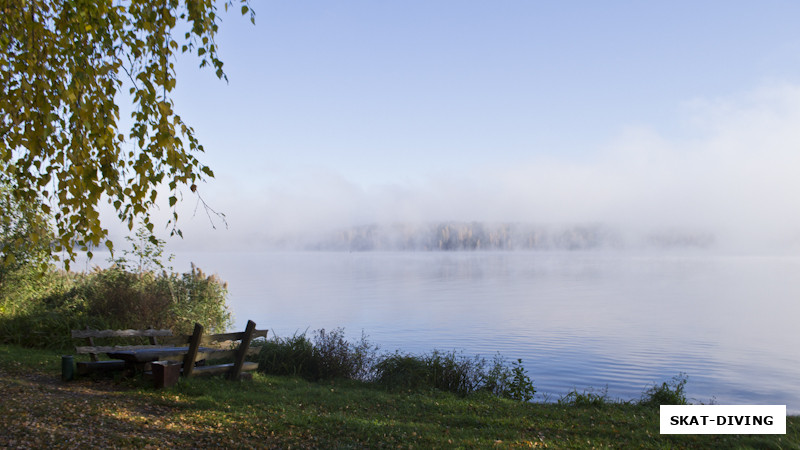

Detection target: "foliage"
[312, 328, 378, 382]
[166, 264, 231, 335]
[256, 332, 317, 378]
[506, 358, 536, 401]
[0, 0, 253, 266]
[110, 225, 174, 274]
[373, 353, 432, 391]
[559, 386, 614, 407]
[640, 373, 689, 407]
[257, 328, 379, 382]
[425, 350, 485, 396]
[0, 184, 52, 281]
[0, 263, 231, 349]
[374, 350, 484, 396]
[375, 351, 535, 400]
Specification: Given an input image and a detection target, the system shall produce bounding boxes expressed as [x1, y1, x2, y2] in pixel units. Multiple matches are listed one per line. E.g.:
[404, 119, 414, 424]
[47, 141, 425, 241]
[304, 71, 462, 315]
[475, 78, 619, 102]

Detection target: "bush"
[640, 373, 688, 407]
[374, 353, 432, 390]
[166, 264, 232, 335]
[76, 264, 231, 335]
[0, 264, 231, 349]
[426, 350, 485, 396]
[481, 355, 536, 401]
[257, 332, 317, 378]
[257, 328, 379, 381]
[558, 386, 612, 407]
[374, 350, 535, 399]
[313, 328, 378, 381]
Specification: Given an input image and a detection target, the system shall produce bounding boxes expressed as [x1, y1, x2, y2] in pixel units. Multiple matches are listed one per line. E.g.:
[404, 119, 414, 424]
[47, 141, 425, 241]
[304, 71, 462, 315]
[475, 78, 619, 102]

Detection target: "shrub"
[482, 355, 535, 402]
[640, 373, 688, 407]
[257, 332, 317, 378]
[374, 353, 431, 390]
[558, 386, 612, 407]
[0, 264, 231, 349]
[507, 358, 536, 402]
[313, 328, 378, 381]
[375, 350, 533, 398]
[257, 328, 379, 381]
[426, 350, 485, 396]
[76, 264, 231, 335]
[166, 264, 231, 334]
[81, 267, 172, 330]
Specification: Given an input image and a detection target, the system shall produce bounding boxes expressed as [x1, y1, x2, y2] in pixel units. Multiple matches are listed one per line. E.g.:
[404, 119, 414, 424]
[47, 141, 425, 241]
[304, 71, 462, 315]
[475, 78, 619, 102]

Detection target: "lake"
[170, 250, 800, 412]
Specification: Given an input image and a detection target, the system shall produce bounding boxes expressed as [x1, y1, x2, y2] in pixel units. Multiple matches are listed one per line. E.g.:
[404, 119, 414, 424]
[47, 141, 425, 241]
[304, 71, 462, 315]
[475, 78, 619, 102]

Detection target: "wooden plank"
[201, 339, 238, 350]
[192, 361, 258, 377]
[201, 329, 267, 345]
[71, 329, 173, 338]
[148, 326, 159, 345]
[229, 320, 256, 380]
[75, 344, 172, 354]
[196, 349, 237, 362]
[189, 344, 260, 363]
[85, 326, 98, 362]
[182, 323, 203, 378]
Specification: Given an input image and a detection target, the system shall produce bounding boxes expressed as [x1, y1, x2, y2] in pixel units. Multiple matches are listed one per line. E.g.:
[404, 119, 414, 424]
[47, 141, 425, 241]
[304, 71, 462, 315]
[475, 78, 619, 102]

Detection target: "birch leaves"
[0, 0, 253, 266]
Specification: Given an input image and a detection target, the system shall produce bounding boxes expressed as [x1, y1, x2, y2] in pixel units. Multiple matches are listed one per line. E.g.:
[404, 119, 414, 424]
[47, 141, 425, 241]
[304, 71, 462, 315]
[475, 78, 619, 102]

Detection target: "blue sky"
[118, 1, 800, 252]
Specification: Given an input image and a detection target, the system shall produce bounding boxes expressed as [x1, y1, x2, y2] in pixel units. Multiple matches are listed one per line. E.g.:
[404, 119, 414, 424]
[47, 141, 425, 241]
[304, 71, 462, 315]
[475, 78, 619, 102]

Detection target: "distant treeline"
[303, 222, 714, 252]
[305, 222, 612, 251]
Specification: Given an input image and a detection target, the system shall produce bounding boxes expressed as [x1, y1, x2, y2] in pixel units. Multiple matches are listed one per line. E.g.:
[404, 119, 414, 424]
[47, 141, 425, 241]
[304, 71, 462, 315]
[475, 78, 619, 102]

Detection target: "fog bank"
[126, 83, 800, 254]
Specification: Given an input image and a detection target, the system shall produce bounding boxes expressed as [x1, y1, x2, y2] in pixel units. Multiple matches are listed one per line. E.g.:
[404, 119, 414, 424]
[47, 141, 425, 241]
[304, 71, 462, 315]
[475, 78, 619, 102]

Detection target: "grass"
[1, 344, 799, 448]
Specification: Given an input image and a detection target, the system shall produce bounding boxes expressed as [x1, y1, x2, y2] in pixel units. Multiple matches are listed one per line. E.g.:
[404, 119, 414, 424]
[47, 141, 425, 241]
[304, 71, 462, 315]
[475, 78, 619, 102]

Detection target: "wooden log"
[229, 320, 256, 381]
[182, 323, 203, 378]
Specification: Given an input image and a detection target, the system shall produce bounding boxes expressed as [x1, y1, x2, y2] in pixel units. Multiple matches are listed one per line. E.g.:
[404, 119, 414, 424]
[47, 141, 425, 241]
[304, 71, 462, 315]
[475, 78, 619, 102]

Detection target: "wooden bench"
[71, 321, 267, 384]
[71, 327, 174, 375]
[178, 320, 268, 381]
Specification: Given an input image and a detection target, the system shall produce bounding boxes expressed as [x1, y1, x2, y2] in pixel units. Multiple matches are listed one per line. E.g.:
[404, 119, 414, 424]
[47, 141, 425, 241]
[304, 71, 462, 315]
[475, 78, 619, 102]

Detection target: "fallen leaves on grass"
[0, 368, 281, 448]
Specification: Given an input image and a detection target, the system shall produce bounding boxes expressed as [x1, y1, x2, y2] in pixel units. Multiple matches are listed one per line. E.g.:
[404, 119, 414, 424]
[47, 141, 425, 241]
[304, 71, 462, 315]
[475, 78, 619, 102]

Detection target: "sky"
[110, 1, 800, 253]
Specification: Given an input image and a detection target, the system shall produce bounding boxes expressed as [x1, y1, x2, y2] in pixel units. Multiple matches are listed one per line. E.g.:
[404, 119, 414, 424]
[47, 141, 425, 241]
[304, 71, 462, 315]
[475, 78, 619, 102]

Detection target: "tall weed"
[640, 373, 688, 407]
[257, 328, 379, 381]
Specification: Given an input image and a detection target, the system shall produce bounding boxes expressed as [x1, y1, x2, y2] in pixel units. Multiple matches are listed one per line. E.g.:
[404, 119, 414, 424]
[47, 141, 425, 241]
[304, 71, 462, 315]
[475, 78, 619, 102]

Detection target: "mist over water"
[85, 83, 800, 411]
[144, 83, 800, 256]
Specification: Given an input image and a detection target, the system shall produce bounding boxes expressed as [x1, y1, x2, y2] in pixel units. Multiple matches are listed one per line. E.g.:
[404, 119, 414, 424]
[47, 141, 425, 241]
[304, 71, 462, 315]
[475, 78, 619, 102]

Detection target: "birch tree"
[0, 0, 253, 267]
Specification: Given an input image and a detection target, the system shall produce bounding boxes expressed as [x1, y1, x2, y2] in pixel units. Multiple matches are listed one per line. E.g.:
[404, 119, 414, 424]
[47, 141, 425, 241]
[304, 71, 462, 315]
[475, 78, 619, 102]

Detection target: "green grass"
[1, 344, 799, 448]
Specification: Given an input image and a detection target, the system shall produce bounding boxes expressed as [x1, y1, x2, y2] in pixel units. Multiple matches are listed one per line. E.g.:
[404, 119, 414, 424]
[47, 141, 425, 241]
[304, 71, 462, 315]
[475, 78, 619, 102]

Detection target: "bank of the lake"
[165, 250, 800, 411]
[1, 344, 797, 448]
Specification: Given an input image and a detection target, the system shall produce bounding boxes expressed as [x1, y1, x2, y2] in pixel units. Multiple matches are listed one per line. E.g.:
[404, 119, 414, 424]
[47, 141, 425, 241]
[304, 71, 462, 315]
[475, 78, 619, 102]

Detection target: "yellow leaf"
[85, 24, 92, 31]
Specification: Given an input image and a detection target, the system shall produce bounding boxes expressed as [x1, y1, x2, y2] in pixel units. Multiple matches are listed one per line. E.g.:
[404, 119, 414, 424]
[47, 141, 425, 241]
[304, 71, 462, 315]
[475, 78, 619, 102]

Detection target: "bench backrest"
[71, 327, 174, 362]
[183, 320, 268, 379]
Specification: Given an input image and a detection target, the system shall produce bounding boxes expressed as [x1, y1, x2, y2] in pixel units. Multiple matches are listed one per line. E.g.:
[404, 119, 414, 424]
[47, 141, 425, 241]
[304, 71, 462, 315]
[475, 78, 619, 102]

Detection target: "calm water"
[171, 251, 800, 412]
